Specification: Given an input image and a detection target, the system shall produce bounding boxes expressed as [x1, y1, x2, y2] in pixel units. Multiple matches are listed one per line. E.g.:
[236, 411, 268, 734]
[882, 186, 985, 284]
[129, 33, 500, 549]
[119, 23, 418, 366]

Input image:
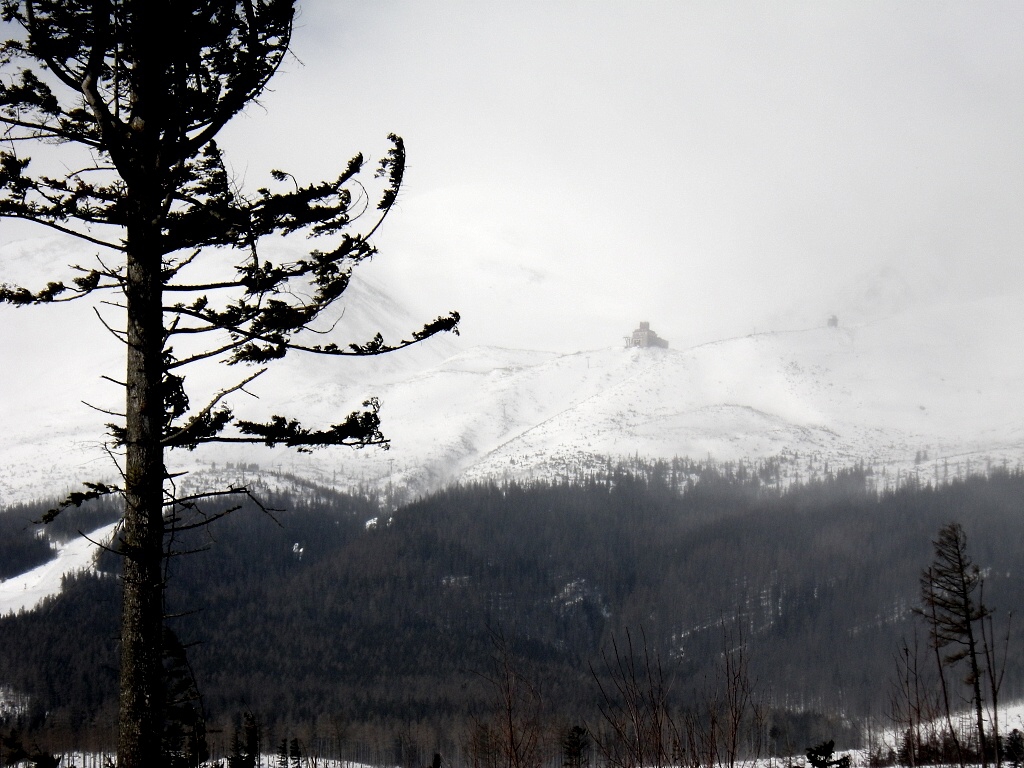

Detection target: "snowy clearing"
[0, 521, 118, 616]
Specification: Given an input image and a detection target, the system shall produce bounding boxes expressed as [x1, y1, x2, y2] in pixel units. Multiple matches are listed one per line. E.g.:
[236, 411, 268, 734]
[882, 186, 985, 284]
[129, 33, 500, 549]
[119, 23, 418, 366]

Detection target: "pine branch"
[163, 302, 459, 366]
[162, 368, 265, 449]
[39, 480, 123, 524]
[0, 212, 124, 250]
[230, 399, 389, 452]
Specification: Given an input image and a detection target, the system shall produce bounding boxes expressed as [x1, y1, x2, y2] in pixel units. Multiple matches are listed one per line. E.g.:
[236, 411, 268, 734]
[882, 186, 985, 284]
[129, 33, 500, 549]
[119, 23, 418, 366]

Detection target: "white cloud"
[4, 2, 1023, 353]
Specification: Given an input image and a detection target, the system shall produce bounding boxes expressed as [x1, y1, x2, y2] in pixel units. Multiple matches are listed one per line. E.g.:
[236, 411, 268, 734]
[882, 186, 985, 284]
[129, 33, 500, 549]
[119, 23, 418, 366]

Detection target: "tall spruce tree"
[0, 2, 458, 766]
[917, 522, 989, 768]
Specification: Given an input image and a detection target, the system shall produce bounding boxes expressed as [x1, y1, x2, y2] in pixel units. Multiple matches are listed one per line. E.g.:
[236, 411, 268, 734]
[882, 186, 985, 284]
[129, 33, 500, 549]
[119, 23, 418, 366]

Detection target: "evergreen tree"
[0, 2, 457, 767]
[0, 730, 30, 766]
[1006, 729, 1024, 768]
[562, 725, 590, 768]
[917, 522, 989, 768]
[162, 627, 207, 768]
[806, 740, 850, 768]
[227, 713, 260, 768]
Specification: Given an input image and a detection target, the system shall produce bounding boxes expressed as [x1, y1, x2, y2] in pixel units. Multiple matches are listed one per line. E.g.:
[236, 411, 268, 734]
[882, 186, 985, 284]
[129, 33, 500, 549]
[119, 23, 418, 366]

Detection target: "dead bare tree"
[590, 628, 676, 768]
[980, 580, 1013, 768]
[472, 630, 547, 768]
[684, 620, 764, 768]
[591, 621, 763, 768]
[889, 630, 946, 767]
[890, 638, 922, 768]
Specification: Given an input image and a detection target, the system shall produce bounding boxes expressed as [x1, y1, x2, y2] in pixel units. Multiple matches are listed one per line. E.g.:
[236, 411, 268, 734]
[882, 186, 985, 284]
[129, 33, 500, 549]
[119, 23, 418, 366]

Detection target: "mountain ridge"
[2, 284, 1022, 506]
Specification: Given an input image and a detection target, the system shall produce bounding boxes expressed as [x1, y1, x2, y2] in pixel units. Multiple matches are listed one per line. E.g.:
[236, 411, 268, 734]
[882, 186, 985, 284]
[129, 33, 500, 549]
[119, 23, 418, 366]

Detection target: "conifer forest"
[3, 462, 1024, 766]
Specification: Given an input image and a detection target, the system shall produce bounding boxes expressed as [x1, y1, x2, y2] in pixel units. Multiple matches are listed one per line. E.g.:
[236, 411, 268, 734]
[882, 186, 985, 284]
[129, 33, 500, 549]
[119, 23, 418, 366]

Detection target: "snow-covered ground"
[22, 738, 1024, 768]
[10, 754, 382, 768]
[0, 521, 118, 616]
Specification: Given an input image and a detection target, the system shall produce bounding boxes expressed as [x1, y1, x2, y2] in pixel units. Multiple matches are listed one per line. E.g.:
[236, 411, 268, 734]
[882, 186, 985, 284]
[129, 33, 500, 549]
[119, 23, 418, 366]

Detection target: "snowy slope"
[2, 277, 1024, 507]
[5, 283, 1022, 637]
[173, 293, 1024, 498]
[0, 522, 118, 616]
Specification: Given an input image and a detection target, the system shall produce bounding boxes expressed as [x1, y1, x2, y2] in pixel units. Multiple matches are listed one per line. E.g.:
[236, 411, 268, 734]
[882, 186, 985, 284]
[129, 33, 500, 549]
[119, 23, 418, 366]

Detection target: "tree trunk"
[118, 206, 167, 768]
[962, 591, 988, 768]
[118, 4, 169, 762]
[923, 570, 964, 768]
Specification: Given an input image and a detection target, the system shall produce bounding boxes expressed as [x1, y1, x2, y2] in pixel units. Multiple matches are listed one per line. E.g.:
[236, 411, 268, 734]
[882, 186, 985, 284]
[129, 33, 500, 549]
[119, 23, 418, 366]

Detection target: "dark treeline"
[2, 462, 1024, 761]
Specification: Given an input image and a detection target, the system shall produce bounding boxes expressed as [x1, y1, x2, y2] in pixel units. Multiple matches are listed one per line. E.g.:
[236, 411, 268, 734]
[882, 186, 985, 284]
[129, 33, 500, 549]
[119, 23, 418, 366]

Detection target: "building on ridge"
[625, 321, 668, 349]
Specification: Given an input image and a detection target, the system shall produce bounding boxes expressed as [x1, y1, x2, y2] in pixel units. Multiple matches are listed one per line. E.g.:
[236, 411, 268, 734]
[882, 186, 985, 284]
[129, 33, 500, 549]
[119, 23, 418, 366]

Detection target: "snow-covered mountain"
[3, 268, 1022, 507]
[235, 292, 1024, 497]
[3, 285, 1024, 615]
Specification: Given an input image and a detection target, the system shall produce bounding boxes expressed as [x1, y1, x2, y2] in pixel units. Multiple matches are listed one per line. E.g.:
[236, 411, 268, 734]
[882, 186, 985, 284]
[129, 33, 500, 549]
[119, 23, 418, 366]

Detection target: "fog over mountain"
[2, 262, 1022, 506]
[234, 1, 1024, 355]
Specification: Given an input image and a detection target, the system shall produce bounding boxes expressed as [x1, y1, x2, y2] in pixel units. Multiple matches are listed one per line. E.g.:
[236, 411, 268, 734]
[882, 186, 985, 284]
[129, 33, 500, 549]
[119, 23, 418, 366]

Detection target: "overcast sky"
[9, 1, 1024, 355]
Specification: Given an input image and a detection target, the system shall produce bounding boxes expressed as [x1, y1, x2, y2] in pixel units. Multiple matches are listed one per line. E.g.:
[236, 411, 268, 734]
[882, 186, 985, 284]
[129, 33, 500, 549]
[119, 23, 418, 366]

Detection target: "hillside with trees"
[2, 462, 1023, 762]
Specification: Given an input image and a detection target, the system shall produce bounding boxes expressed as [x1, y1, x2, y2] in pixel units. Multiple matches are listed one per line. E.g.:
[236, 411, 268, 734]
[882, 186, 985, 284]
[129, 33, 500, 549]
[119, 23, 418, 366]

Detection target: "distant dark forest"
[2, 462, 1024, 760]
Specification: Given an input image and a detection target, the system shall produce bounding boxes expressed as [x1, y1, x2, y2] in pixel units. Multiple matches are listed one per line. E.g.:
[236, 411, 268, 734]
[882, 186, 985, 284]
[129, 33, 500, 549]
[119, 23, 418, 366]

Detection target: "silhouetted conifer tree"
[227, 713, 260, 768]
[1006, 729, 1024, 768]
[806, 739, 850, 768]
[562, 725, 590, 768]
[0, 2, 458, 766]
[917, 522, 989, 768]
